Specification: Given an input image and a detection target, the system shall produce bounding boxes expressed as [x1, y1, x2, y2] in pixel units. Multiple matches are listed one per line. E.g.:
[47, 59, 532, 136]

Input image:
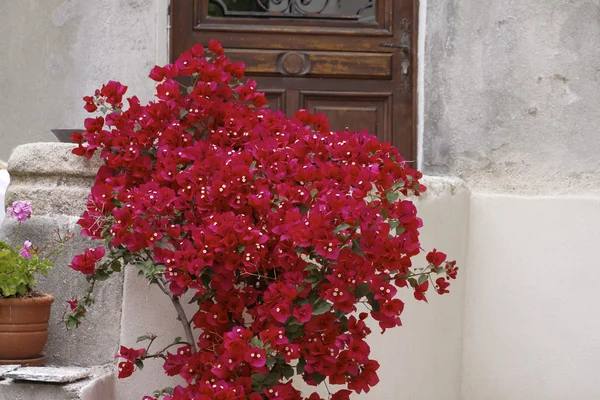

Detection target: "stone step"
[0, 365, 115, 400]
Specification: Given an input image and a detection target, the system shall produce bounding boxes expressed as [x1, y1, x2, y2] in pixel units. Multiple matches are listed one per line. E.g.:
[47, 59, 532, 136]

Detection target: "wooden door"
[171, 0, 417, 163]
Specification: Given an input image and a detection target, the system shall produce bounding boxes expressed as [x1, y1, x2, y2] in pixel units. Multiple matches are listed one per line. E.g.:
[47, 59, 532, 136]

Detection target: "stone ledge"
[420, 175, 469, 198]
[3, 366, 91, 383]
[0, 365, 115, 400]
[7, 143, 102, 178]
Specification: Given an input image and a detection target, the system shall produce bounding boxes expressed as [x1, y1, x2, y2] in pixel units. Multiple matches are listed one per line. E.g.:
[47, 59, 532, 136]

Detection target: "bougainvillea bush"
[66, 40, 458, 400]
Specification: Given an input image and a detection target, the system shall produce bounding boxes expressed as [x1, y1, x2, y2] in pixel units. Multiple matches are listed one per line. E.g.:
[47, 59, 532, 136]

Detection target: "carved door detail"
[171, 0, 417, 162]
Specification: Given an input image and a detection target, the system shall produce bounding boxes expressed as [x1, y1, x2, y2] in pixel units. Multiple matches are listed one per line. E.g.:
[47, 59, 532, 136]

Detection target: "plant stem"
[144, 341, 191, 360]
[155, 278, 197, 353]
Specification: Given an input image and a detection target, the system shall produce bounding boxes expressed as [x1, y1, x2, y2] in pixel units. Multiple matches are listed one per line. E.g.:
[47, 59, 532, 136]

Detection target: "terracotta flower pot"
[0, 294, 54, 366]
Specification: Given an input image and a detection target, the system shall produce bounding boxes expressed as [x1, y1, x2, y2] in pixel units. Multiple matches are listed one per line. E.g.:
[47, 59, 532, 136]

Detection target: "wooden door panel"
[262, 89, 287, 111]
[299, 91, 392, 144]
[171, 0, 417, 163]
[225, 49, 392, 79]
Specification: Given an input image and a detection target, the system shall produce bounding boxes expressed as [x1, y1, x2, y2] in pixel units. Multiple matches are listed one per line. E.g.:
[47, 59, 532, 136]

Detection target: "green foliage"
[0, 242, 52, 297]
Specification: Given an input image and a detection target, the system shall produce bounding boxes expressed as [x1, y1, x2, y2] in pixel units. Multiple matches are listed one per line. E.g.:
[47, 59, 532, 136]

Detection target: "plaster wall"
[462, 194, 600, 400]
[117, 177, 470, 400]
[423, 0, 600, 398]
[424, 0, 600, 194]
[0, 0, 163, 161]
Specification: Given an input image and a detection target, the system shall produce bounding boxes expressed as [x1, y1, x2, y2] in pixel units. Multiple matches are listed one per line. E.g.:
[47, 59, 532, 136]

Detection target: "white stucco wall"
[422, 0, 600, 398]
[462, 194, 600, 400]
[0, 0, 164, 161]
[118, 177, 470, 400]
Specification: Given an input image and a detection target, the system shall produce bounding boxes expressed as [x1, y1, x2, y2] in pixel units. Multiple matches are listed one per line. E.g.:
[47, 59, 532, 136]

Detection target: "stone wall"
[424, 0, 600, 195]
[0, 143, 123, 368]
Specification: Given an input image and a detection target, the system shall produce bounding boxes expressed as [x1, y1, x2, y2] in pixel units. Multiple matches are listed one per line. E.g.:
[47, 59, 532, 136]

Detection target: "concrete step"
[0, 365, 115, 400]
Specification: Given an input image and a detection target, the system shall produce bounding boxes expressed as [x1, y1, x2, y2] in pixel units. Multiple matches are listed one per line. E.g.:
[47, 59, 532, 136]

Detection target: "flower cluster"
[67, 40, 458, 399]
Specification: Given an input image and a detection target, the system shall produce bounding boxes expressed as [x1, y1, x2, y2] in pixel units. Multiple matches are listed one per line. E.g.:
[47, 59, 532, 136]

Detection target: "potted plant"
[66, 41, 459, 399]
[0, 201, 73, 366]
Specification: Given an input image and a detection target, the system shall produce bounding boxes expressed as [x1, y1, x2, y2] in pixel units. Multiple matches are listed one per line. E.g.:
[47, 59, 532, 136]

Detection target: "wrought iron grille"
[208, 0, 376, 20]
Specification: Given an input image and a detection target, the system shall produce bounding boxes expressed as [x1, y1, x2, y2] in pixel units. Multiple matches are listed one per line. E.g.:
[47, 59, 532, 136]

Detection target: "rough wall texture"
[424, 0, 600, 194]
[0, 0, 159, 161]
[1, 143, 123, 367]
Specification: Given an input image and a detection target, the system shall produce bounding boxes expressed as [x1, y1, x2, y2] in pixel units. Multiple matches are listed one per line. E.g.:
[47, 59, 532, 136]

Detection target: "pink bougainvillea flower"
[19, 240, 32, 259]
[8, 201, 32, 222]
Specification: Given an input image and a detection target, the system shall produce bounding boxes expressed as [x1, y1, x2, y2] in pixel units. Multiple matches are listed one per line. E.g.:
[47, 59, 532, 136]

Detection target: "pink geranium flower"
[19, 240, 32, 259]
[7, 201, 32, 222]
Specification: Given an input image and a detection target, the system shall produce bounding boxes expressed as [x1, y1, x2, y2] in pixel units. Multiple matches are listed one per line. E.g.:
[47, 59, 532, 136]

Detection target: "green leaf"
[282, 364, 295, 379]
[303, 263, 318, 271]
[263, 371, 282, 387]
[266, 356, 276, 369]
[94, 270, 111, 281]
[66, 315, 79, 329]
[173, 336, 182, 343]
[296, 357, 306, 375]
[386, 190, 400, 203]
[351, 239, 363, 255]
[366, 293, 381, 312]
[285, 322, 304, 340]
[312, 372, 327, 385]
[286, 322, 302, 333]
[136, 335, 150, 343]
[334, 223, 351, 234]
[200, 273, 212, 288]
[297, 204, 309, 214]
[110, 260, 122, 272]
[251, 373, 266, 388]
[310, 188, 318, 198]
[250, 336, 264, 348]
[312, 298, 332, 315]
[354, 283, 370, 299]
[417, 274, 428, 285]
[304, 271, 322, 284]
[135, 360, 144, 370]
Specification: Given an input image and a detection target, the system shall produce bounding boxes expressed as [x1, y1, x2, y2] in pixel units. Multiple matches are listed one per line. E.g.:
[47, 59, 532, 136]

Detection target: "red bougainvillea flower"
[66, 40, 458, 400]
[426, 249, 447, 267]
[68, 246, 105, 275]
[118, 361, 135, 379]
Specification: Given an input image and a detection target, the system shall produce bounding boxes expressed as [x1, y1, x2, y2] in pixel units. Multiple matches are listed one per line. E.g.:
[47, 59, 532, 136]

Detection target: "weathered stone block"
[0, 143, 123, 368]
[4, 366, 91, 383]
[0, 365, 115, 400]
